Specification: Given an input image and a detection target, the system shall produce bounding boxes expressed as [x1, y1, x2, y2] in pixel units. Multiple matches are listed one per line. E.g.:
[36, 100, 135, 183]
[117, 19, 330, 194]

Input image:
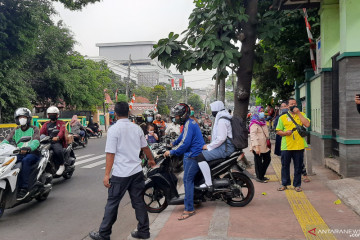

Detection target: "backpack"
[219, 116, 248, 150]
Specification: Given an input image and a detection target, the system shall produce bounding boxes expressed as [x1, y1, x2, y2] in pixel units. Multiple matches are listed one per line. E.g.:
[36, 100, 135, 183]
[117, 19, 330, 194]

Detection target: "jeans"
[183, 156, 199, 212]
[281, 150, 304, 187]
[99, 172, 149, 240]
[202, 139, 235, 161]
[16, 153, 40, 189]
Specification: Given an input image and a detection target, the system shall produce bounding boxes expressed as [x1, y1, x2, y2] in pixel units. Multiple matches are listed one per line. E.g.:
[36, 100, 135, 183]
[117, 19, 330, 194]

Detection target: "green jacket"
[2, 126, 40, 151]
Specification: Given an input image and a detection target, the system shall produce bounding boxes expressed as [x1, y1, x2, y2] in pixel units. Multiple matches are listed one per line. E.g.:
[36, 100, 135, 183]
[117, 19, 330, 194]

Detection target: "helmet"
[47, 106, 60, 115]
[143, 110, 154, 117]
[170, 103, 190, 125]
[155, 114, 161, 120]
[14, 108, 32, 125]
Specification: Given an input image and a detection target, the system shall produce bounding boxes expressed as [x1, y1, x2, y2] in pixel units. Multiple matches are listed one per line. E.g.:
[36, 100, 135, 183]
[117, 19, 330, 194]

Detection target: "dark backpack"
[219, 116, 248, 150]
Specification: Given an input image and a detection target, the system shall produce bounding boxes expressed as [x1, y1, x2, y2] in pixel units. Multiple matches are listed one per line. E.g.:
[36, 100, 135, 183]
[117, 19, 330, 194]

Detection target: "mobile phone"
[356, 94, 360, 98]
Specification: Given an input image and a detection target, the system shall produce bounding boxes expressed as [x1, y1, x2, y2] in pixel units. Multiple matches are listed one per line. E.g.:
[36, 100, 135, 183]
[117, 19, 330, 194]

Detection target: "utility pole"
[103, 95, 107, 132]
[126, 55, 131, 99]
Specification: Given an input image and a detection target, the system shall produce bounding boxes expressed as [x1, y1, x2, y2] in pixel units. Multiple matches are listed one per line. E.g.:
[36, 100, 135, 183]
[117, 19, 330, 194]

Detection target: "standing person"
[89, 102, 155, 240]
[40, 106, 67, 176]
[274, 102, 289, 156]
[249, 106, 271, 183]
[276, 98, 310, 192]
[1, 108, 41, 200]
[163, 103, 204, 220]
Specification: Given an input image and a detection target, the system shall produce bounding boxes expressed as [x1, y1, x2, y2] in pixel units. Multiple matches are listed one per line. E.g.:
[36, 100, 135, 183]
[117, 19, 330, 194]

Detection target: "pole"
[185, 87, 188, 104]
[103, 98, 107, 132]
[126, 55, 131, 99]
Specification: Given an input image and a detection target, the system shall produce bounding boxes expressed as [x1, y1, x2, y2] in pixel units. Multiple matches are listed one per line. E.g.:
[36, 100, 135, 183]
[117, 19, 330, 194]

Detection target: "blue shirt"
[170, 118, 204, 158]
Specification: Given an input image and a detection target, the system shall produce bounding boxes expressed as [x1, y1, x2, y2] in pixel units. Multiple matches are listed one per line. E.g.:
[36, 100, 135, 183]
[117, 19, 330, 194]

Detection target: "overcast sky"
[53, 0, 216, 89]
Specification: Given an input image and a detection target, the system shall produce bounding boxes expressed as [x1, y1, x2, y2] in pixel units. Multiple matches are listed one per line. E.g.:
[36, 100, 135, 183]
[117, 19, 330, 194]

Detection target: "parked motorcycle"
[142, 146, 255, 213]
[0, 136, 53, 218]
[42, 129, 76, 179]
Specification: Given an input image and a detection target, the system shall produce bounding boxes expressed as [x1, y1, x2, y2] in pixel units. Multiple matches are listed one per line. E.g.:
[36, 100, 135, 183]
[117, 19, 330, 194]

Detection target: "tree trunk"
[219, 77, 225, 103]
[215, 67, 219, 100]
[0, 105, 2, 123]
[234, 0, 258, 121]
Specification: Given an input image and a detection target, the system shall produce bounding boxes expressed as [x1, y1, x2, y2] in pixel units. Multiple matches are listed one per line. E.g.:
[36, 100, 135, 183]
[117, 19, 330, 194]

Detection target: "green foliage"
[133, 85, 152, 100]
[187, 94, 204, 112]
[151, 85, 168, 115]
[116, 94, 128, 102]
[51, 0, 100, 10]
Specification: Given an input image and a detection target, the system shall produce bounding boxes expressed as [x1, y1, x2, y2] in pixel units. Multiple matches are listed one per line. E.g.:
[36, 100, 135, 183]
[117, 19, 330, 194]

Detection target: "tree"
[51, 0, 100, 10]
[150, 0, 264, 119]
[188, 94, 204, 112]
[151, 85, 168, 115]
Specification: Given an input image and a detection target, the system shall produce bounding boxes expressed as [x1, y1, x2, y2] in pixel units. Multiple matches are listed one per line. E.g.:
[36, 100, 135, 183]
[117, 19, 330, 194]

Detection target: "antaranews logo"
[308, 228, 317, 236]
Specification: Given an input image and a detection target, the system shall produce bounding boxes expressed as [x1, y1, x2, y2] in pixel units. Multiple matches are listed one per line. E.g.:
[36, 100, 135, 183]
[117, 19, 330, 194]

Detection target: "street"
[0, 136, 157, 240]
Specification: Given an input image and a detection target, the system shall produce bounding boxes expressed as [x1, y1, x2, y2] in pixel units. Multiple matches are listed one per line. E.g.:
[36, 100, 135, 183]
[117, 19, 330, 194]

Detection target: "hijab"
[210, 101, 231, 141]
[70, 115, 78, 127]
[249, 106, 266, 130]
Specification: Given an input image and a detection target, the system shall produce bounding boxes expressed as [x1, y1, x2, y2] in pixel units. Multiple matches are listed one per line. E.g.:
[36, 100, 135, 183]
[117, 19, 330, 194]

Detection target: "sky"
[53, 0, 216, 89]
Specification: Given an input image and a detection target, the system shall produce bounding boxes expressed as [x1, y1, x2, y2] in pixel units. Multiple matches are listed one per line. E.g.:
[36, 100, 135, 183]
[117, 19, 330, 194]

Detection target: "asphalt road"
[0, 135, 156, 240]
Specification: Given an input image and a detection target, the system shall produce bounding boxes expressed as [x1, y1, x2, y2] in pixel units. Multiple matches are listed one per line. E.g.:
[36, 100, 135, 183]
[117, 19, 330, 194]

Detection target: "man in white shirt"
[89, 102, 155, 240]
[195, 101, 235, 190]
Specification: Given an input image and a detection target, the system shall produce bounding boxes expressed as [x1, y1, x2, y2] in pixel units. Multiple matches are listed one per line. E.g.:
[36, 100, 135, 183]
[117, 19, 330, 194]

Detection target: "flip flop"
[303, 178, 311, 183]
[277, 186, 287, 191]
[295, 187, 303, 192]
[178, 211, 196, 221]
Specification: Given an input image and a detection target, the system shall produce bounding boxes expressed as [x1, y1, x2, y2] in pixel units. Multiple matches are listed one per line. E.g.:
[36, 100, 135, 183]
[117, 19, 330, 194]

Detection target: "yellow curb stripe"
[271, 154, 336, 240]
[264, 174, 279, 182]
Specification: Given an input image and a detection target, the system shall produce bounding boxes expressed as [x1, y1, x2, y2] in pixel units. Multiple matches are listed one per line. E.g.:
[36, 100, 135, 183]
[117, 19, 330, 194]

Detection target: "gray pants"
[99, 172, 149, 239]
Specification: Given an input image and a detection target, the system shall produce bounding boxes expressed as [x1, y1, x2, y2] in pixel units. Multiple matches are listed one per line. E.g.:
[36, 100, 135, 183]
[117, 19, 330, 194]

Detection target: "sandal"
[277, 186, 287, 191]
[295, 187, 303, 192]
[178, 211, 196, 221]
[303, 178, 311, 183]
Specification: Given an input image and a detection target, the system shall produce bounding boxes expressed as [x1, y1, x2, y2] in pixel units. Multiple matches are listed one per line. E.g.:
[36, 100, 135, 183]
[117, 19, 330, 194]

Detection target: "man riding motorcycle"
[153, 114, 166, 138]
[40, 106, 66, 176]
[195, 101, 235, 190]
[1, 108, 41, 200]
[164, 103, 204, 220]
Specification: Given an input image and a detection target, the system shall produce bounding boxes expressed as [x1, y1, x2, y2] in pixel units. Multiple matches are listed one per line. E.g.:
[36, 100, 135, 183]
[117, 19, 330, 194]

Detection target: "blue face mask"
[147, 117, 153, 122]
[259, 112, 265, 119]
[172, 118, 175, 122]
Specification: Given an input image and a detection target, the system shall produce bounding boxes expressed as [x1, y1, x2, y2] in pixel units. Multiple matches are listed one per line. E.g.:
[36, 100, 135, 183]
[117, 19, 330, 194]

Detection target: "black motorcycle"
[142, 147, 255, 213]
[201, 126, 212, 144]
[69, 132, 88, 149]
[42, 129, 76, 179]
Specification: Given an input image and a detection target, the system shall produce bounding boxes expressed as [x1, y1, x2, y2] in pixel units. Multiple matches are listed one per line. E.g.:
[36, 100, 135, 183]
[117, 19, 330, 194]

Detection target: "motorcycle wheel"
[223, 172, 254, 207]
[143, 183, 168, 213]
[0, 189, 5, 218]
[63, 170, 74, 179]
[97, 131, 102, 138]
[36, 191, 50, 202]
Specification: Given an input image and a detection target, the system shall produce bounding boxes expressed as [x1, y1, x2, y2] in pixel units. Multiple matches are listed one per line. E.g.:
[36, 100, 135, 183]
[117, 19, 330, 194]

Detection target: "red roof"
[135, 96, 150, 103]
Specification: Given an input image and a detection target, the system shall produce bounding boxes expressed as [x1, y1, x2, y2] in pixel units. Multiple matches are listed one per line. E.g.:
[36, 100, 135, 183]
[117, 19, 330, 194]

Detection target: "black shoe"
[89, 231, 107, 240]
[16, 188, 29, 200]
[263, 177, 270, 181]
[131, 231, 150, 239]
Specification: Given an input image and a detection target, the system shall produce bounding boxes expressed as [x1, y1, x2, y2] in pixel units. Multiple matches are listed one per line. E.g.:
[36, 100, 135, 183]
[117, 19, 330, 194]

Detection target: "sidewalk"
[128, 148, 360, 240]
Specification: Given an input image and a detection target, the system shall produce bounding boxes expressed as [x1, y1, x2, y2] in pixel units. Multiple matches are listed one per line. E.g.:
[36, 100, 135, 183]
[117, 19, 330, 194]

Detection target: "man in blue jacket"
[164, 103, 204, 221]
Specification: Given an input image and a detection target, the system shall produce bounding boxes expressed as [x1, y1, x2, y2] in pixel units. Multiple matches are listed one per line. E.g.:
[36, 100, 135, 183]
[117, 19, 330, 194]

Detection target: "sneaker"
[131, 231, 150, 239]
[195, 183, 213, 191]
[56, 165, 65, 175]
[17, 188, 29, 200]
[89, 231, 107, 240]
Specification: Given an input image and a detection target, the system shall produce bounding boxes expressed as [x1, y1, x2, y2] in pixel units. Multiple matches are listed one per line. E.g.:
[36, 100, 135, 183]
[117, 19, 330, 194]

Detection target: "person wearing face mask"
[1, 108, 41, 200]
[248, 106, 271, 183]
[195, 101, 235, 190]
[40, 106, 67, 176]
[276, 98, 310, 192]
[153, 114, 166, 137]
[189, 106, 199, 125]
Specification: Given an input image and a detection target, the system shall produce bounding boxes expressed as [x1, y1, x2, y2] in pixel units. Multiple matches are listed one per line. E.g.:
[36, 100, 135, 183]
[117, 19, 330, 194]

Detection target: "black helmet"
[170, 103, 190, 125]
[14, 108, 32, 125]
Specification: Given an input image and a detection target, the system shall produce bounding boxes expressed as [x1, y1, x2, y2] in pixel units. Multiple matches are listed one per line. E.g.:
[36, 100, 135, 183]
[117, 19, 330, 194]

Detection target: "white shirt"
[105, 118, 147, 177]
[165, 122, 181, 135]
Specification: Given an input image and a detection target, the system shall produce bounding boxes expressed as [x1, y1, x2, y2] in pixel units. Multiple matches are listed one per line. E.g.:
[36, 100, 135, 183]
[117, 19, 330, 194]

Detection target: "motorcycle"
[42, 129, 76, 179]
[85, 126, 102, 138]
[69, 131, 88, 149]
[201, 126, 212, 144]
[142, 146, 255, 213]
[0, 136, 53, 218]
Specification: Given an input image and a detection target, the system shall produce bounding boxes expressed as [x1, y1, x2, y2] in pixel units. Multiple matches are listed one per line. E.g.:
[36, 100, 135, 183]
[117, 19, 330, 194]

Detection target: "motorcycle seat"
[207, 151, 242, 168]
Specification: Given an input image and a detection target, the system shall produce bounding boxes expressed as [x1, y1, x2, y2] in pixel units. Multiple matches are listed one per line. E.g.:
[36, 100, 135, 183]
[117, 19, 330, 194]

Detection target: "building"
[272, 0, 360, 177]
[95, 41, 175, 87]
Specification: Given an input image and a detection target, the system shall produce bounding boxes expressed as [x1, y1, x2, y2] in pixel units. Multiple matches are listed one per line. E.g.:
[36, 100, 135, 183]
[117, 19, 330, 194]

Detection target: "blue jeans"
[202, 139, 235, 161]
[183, 156, 199, 212]
[16, 153, 40, 189]
[281, 150, 304, 188]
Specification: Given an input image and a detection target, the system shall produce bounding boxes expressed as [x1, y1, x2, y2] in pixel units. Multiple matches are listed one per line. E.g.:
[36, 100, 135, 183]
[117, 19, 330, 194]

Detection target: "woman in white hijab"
[195, 101, 235, 190]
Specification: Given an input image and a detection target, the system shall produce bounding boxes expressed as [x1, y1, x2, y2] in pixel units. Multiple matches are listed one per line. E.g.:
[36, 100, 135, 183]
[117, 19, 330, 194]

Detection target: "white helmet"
[47, 106, 60, 115]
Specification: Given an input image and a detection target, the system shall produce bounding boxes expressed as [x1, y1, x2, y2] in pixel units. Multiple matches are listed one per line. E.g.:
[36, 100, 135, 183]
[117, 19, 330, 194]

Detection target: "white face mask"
[19, 118, 27, 126]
